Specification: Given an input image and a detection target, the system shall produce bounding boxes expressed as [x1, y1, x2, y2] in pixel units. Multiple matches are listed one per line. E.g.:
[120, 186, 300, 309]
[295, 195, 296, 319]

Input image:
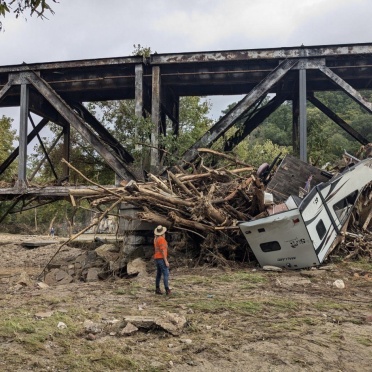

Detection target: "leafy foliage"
[89, 96, 214, 169]
[0, 0, 57, 31]
[132, 44, 152, 57]
[0, 115, 16, 180]
[28, 122, 116, 185]
[241, 92, 371, 166]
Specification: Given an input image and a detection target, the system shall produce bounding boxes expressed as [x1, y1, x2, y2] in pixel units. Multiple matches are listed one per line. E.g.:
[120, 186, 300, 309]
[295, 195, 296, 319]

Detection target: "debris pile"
[66, 148, 372, 266]
[68, 151, 263, 264]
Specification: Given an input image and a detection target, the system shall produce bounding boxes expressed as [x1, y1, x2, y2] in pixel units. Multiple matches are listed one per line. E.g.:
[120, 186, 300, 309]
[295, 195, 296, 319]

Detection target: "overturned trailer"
[239, 157, 372, 269]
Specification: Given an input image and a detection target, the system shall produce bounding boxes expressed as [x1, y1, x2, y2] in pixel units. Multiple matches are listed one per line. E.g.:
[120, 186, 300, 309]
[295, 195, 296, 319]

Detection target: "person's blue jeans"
[155, 259, 169, 290]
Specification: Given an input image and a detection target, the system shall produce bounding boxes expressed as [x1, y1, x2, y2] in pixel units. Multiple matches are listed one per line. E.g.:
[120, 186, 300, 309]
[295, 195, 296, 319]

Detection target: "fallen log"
[169, 211, 214, 232]
[135, 185, 194, 208]
[200, 199, 228, 225]
[147, 173, 174, 195]
[136, 211, 172, 228]
[168, 171, 194, 197]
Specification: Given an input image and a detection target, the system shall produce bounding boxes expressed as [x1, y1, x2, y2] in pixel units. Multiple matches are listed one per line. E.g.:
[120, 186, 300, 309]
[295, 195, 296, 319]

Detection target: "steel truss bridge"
[0, 42, 371, 216]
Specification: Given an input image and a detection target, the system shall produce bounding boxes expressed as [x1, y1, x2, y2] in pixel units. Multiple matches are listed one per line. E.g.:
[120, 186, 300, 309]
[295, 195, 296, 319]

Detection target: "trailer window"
[260, 241, 281, 252]
[333, 190, 358, 225]
[316, 220, 326, 239]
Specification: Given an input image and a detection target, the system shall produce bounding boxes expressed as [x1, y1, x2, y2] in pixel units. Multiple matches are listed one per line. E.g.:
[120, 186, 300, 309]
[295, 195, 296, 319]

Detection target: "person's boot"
[155, 288, 163, 295]
[165, 288, 171, 296]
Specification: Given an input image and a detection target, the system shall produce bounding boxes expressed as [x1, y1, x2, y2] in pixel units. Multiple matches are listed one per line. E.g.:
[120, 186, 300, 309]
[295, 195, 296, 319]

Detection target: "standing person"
[50, 227, 55, 238]
[153, 225, 171, 295]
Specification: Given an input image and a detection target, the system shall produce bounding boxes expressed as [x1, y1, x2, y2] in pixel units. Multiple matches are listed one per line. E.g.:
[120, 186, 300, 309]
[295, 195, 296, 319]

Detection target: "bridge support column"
[292, 92, 300, 157]
[151, 66, 161, 172]
[299, 67, 307, 162]
[135, 64, 144, 151]
[62, 124, 70, 180]
[17, 83, 29, 188]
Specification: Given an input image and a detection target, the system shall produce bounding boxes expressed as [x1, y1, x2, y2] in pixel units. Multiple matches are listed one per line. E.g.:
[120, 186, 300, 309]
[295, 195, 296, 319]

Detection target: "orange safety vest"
[154, 236, 168, 259]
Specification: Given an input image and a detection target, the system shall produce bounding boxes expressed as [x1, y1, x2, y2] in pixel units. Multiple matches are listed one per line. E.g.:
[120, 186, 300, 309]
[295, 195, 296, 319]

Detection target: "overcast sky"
[2, 0, 372, 128]
[2, 0, 371, 65]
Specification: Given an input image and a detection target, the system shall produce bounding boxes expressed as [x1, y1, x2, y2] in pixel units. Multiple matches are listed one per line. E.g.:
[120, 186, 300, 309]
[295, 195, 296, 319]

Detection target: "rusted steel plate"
[151, 43, 372, 64]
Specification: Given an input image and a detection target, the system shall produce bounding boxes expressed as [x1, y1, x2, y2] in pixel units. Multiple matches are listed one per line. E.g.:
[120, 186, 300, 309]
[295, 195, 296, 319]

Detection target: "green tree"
[233, 91, 371, 167]
[29, 122, 116, 185]
[91, 96, 214, 169]
[0, 115, 16, 180]
[0, 0, 57, 31]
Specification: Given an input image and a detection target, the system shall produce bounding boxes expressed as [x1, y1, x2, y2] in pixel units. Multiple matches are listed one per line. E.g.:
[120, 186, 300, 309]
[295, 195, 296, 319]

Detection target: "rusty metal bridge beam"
[151, 66, 161, 172]
[25, 72, 137, 181]
[70, 102, 134, 164]
[29, 129, 64, 181]
[0, 117, 49, 176]
[178, 59, 298, 166]
[28, 113, 59, 181]
[0, 80, 13, 103]
[308, 94, 369, 145]
[224, 93, 289, 152]
[17, 83, 29, 188]
[319, 65, 372, 114]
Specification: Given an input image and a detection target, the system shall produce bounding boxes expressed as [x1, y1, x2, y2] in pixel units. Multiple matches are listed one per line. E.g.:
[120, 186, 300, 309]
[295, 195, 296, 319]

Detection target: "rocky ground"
[0, 233, 371, 372]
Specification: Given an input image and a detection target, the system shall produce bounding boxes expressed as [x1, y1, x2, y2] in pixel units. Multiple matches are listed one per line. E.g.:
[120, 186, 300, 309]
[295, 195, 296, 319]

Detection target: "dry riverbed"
[0, 234, 371, 371]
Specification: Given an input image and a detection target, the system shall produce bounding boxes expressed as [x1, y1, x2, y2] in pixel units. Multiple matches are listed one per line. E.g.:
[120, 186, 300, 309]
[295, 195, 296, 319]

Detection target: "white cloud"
[151, 0, 362, 50]
[1, 0, 371, 65]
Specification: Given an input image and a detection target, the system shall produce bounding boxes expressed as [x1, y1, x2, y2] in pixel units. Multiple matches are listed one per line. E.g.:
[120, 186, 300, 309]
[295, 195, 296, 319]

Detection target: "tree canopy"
[0, 0, 57, 31]
[0, 115, 16, 178]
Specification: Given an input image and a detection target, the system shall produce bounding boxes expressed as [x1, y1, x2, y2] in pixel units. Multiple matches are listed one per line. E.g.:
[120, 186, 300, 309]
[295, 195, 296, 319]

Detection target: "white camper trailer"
[239, 158, 372, 269]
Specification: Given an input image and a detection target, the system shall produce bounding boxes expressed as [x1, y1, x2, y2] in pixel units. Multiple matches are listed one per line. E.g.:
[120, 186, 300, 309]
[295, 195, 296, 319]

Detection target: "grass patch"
[54, 340, 138, 371]
[190, 297, 261, 315]
[113, 287, 128, 295]
[128, 281, 143, 296]
[314, 301, 350, 311]
[263, 299, 299, 312]
[302, 317, 320, 326]
[356, 337, 372, 347]
[0, 307, 91, 352]
[265, 317, 311, 331]
[0, 319, 36, 335]
[216, 271, 266, 284]
[344, 259, 372, 272]
[176, 275, 214, 286]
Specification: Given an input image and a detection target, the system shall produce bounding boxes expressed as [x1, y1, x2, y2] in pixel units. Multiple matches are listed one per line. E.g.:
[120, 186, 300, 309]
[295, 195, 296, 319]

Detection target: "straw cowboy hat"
[154, 225, 167, 236]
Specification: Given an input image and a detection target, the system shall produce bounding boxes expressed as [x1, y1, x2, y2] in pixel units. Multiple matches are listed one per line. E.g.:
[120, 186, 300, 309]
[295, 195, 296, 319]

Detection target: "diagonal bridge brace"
[319, 65, 372, 114]
[26, 72, 137, 181]
[308, 94, 369, 145]
[224, 93, 289, 152]
[178, 59, 298, 166]
[0, 80, 13, 103]
[70, 102, 134, 164]
[0, 118, 49, 176]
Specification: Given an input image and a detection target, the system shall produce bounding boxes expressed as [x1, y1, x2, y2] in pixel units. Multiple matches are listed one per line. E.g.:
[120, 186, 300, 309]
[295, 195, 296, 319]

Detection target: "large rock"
[44, 268, 73, 286]
[127, 258, 147, 276]
[95, 244, 119, 259]
[95, 244, 121, 271]
[12, 271, 33, 287]
[85, 267, 101, 282]
[83, 319, 102, 334]
[120, 322, 139, 336]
